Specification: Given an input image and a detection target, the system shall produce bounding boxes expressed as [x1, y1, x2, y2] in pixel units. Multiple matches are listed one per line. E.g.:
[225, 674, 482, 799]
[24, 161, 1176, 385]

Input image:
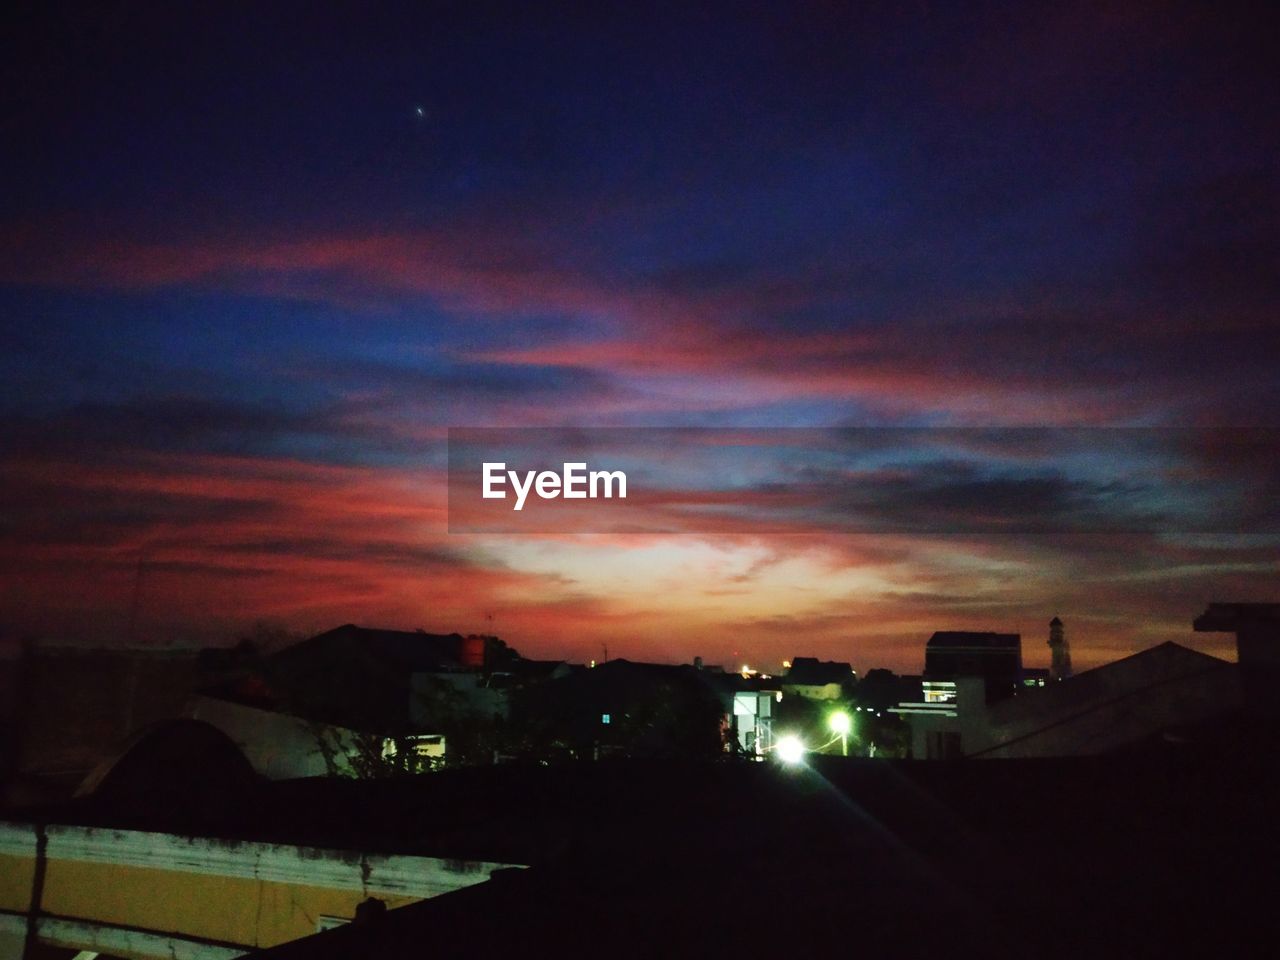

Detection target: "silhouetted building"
[188, 626, 581, 777]
[1194, 602, 1280, 711]
[512, 659, 731, 760]
[218, 624, 571, 769]
[251, 624, 539, 733]
[894, 607, 1261, 758]
[853, 669, 919, 712]
[781, 657, 854, 700]
[924, 631, 1022, 702]
[971, 641, 1239, 758]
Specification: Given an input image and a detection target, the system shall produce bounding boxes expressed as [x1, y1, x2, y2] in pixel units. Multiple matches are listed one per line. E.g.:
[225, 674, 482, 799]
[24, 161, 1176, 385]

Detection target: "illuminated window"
[923, 681, 957, 703]
[601, 713, 611, 724]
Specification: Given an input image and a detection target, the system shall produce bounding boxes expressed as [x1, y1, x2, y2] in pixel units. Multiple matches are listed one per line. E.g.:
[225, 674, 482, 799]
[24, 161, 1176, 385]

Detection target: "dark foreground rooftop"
[8, 715, 1279, 959]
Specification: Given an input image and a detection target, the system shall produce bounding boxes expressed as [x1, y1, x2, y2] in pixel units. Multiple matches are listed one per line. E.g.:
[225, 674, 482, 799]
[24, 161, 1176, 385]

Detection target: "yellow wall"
[0, 853, 36, 913]
[39, 859, 419, 949]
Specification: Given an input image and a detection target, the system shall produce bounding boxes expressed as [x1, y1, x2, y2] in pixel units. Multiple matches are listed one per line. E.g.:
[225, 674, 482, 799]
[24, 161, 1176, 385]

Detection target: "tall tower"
[1048, 616, 1072, 680]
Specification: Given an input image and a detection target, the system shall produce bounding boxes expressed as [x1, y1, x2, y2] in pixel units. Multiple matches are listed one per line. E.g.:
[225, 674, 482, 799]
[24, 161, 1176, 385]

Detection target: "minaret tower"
[1048, 616, 1072, 680]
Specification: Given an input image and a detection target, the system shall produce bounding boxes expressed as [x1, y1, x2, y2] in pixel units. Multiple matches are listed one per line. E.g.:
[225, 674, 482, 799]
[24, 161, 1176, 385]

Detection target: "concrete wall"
[901, 677, 986, 758]
[780, 682, 843, 701]
[0, 820, 521, 958]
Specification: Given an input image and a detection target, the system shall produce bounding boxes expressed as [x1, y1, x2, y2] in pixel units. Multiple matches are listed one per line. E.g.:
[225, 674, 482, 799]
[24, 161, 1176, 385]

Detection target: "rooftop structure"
[924, 631, 1022, 701]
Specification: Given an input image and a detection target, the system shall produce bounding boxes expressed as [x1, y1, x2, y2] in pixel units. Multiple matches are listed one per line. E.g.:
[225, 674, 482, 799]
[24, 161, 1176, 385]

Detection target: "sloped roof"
[273, 624, 469, 672]
[986, 640, 1232, 725]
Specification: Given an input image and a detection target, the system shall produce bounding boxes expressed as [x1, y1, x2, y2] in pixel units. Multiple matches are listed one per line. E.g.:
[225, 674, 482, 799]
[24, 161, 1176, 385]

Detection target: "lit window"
[923, 681, 957, 703]
[601, 713, 611, 724]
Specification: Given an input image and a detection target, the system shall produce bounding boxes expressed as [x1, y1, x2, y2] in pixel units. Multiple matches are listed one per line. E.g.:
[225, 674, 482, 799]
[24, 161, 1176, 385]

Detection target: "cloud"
[0, 449, 560, 642]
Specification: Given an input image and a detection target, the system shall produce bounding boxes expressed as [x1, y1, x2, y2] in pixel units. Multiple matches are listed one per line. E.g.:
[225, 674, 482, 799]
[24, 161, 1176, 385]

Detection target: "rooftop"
[927, 631, 1022, 649]
[10, 738, 1277, 960]
[274, 624, 478, 672]
[783, 657, 855, 686]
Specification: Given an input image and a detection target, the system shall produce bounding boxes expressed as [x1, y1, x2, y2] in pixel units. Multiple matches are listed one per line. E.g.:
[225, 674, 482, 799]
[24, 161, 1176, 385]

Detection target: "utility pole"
[122, 552, 148, 738]
[126, 553, 147, 645]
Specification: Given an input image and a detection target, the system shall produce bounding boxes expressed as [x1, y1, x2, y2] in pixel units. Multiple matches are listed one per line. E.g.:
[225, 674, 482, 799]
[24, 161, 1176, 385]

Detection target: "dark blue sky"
[1, 1, 1277, 664]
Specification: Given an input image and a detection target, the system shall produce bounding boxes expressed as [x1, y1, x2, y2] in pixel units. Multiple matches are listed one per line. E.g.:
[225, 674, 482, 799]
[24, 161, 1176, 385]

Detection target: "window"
[923, 681, 957, 703]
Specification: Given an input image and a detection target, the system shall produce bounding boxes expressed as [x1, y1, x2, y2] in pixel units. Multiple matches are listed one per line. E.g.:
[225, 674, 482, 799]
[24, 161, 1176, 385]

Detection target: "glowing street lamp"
[775, 735, 805, 765]
[828, 710, 851, 756]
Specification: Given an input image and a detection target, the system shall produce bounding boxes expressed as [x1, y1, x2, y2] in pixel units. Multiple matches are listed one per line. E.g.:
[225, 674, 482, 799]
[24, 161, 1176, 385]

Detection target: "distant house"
[781, 657, 854, 700]
[209, 624, 566, 771]
[255, 624, 547, 731]
[512, 659, 779, 760]
[853, 668, 919, 713]
[513, 659, 720, 759]
[893, 610, 1263, 759]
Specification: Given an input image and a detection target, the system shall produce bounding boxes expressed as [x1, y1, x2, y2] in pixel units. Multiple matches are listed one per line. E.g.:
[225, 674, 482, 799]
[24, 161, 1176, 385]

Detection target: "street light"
[775, 735, 805, 765]
[828, 710, 851, 756]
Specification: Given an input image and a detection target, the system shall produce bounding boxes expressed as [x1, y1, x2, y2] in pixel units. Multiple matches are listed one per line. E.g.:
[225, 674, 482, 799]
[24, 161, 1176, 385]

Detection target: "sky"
[1, 1, 1277, 672]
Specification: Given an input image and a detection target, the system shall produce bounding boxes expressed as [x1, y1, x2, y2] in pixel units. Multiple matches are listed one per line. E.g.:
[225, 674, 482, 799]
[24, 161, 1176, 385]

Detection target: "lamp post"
[828, 710, 851, 756]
